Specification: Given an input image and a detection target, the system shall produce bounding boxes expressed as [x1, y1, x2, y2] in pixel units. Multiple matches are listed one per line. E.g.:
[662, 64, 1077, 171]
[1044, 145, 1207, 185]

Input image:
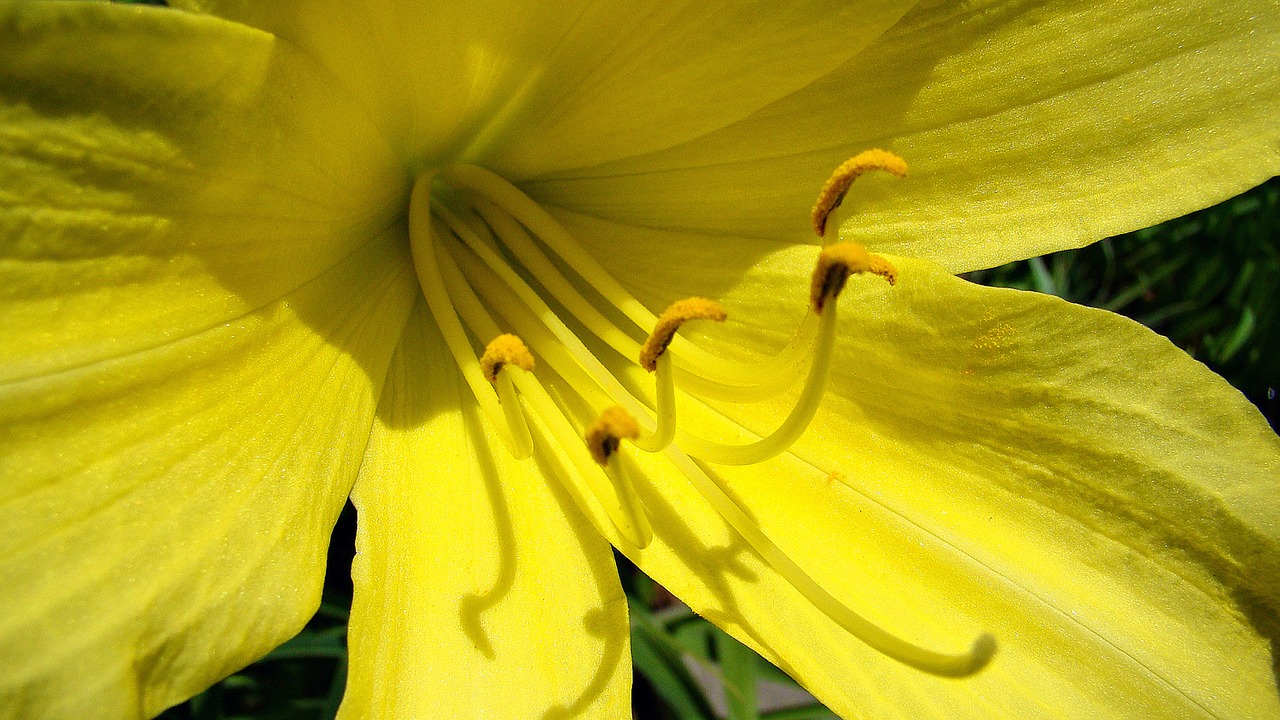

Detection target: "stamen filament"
[674, 302, 838, 466]
[472, 199, 644, 363]
[675, 312, 819, 403]
[632, 353, 676, 453]
[440, 164, 655, 328]
[435, 201, 654, 429]
[664, 445, 995, 677]
[442, 240, 617, 409]
[494, 371, 534, 459]
[407, 173, 526, 457]
[441, 164, 816, 395]
[603, 455, 653, 549]
[511, 372, 653, 549]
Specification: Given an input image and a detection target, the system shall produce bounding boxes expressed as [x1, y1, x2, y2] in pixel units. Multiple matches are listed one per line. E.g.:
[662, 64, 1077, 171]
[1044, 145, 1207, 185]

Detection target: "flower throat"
[405, 150, 996, 678]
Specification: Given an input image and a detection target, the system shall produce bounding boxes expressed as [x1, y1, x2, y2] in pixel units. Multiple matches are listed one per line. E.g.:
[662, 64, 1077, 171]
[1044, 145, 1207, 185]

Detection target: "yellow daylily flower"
[2, 0, 1279, 718]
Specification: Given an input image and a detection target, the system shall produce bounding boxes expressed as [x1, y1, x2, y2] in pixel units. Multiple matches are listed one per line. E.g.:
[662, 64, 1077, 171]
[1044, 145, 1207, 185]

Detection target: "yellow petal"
[0, 231, 415, 716]
[170, 0, 917, 174]
[342, 302, 631, 719]
[0, 4, 417, 714]
[527, 0, 1280, 273]
[0, 2, 406, 385]
[565, 223, 1280, 717]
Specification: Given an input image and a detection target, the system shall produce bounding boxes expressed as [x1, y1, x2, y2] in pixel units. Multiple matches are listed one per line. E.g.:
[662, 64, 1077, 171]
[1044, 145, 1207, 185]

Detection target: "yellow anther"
[811, 149, 907, 238]
[585, 406, 641, 466]
[640, 298, 728, 372]
[810, 242, 897, 313]
[479, 333, 535, 382]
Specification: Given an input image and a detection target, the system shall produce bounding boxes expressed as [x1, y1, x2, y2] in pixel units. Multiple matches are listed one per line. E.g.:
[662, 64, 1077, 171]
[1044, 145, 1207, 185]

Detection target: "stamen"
[631, 298, 726, 454]
[675, 244, 893, 466]
[508, 377, 652, 549]
[664, 444, 996, 677]
[480, 335, 535, 459]
[639, 298, 727, 372]
[585, 406, 641, 466]
[810, 241, 897, 314]
[583, 406, 655, 551]
[811, 149, 907, 239]
[480, 333, 536, 382]
[472, 199, 644, 364]
[443, 165, 817, 398]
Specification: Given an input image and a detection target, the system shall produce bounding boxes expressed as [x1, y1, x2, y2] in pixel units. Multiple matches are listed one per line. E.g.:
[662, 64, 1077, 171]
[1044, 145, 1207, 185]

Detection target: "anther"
[640, 298, 727, 372]
[634, 298, 725, 453]
[676, 242, 893, 466]
[582, 405, 654, 548]
[585, 406, 641, 466]
[809, 241, 897, 313]
[478, 334, 536, 459]
[811, 149, 907, 238]
[480, 333, 536, 382]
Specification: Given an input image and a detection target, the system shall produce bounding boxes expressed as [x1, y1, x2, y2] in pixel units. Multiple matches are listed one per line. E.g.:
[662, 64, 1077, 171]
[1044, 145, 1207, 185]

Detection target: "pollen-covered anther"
[811, 149, 907, 238]
[809, 242, 897, 313]
[640, 297, 728, 372]
[585, 406, 641, 466]
[480, 333, 535, 382]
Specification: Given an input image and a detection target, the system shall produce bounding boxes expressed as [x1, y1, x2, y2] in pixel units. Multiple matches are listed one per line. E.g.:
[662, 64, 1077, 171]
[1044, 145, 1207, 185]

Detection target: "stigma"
[405, 150, 996, 677]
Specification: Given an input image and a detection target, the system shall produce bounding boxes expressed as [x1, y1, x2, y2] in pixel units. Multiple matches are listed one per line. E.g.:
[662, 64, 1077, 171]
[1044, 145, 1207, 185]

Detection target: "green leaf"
[715, 627, 759, 720]
[630, 599, 718, 720]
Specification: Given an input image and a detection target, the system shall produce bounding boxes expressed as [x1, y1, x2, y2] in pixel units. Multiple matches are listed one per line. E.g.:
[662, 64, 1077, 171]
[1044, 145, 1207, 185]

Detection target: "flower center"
[405, 151, 995, 678]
